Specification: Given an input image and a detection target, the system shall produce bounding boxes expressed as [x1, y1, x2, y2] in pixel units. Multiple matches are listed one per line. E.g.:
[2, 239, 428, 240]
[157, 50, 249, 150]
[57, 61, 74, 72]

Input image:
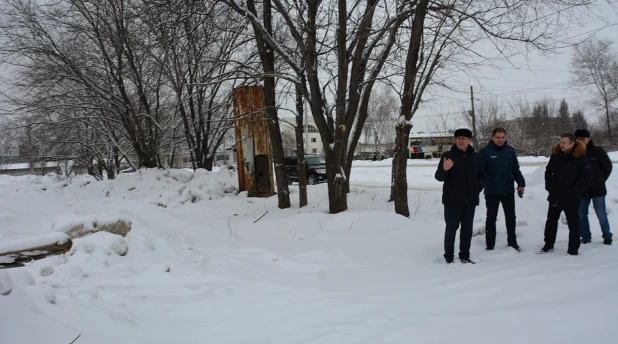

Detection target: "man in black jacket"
[435, 128, 485, 264]
[574, 129, 613, 245]
[541, 133, 592, 255]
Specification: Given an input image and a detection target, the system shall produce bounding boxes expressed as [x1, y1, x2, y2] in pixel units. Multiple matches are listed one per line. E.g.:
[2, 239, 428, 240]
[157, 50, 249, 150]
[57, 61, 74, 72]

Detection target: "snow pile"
[155, 168, 238, 207]
[0, 270, 12, 295]
[69, 231, 128, 257]
[52, 213, 132, 239]
[1, 158, 618, 344]
[82, 168, 240, 208]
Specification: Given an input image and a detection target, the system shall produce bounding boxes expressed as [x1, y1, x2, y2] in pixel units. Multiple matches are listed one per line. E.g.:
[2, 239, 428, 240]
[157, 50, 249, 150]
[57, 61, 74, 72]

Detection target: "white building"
[279, 117, 324, 156]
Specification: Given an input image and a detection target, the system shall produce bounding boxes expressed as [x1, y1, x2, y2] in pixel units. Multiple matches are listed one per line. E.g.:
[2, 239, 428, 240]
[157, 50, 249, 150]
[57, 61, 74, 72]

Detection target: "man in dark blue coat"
[479, 128, 526, 251]
[541, 133, 591, 255]
[435, 128, 485, 264]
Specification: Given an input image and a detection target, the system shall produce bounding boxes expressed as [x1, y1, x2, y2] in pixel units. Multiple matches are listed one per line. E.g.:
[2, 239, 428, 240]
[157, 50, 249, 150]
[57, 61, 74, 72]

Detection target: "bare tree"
[571, 39, 617, 142]
[143, 0, 245, 171]
[572, 109, 589, 131]
[0, 0, 252, 179]
[224, 0, 414, 213]
[363, 88, 398, 155]
[0, 0, 172, 170]
[391, 0, 604, 216]
[241, 0, 292, 209]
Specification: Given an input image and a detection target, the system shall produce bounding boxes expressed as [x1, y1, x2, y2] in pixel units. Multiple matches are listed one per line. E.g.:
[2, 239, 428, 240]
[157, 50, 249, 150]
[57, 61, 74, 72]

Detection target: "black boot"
[581, 238, 591, 244]
[540, 244, 554, 253]
[460, 258, 476, 264]
[508, 242, 522, 252]
[567, 248, 579, 256]
[604, 238, 613, 245]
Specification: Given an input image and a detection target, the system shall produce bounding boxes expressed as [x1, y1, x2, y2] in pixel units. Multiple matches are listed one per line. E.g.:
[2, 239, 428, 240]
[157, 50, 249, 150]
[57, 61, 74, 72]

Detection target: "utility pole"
[469, 86, 476, 145]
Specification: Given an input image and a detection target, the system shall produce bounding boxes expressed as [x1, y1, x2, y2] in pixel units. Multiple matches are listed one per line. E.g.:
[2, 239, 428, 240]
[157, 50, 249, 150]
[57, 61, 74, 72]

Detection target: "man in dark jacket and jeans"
[480, 128, 526, 251]
[541, 133, 591, 255]
[435, 128, 485, 264]
[574, 129, 613, 245]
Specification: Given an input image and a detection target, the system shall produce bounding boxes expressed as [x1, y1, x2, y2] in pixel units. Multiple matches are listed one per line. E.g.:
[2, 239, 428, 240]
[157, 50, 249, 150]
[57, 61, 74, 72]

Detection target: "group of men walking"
[435, 128, 613, 264]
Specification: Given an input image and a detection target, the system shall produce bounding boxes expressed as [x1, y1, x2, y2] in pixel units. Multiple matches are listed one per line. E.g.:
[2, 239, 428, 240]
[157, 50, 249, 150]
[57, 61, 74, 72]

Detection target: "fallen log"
[0, 232, 72, 269]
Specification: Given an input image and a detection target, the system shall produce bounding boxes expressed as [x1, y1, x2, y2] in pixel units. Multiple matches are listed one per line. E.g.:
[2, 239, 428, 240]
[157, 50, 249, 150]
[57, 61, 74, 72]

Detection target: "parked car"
[284, 155, 327, 185]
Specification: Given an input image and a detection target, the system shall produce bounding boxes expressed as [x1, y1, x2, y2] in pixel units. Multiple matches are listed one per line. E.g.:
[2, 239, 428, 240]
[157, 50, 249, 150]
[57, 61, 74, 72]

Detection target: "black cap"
[454, 128, 472, 138]
[574, 129, 590, 138]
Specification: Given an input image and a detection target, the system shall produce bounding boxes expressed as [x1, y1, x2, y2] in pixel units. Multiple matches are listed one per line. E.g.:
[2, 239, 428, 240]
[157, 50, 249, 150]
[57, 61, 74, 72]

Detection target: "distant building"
[279, 117, 323, 156]
[0, 160, 84, 176]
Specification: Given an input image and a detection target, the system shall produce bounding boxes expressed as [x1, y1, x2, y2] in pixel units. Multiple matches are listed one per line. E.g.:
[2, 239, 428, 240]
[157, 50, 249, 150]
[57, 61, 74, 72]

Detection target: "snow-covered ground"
[1, 154, 618, 343]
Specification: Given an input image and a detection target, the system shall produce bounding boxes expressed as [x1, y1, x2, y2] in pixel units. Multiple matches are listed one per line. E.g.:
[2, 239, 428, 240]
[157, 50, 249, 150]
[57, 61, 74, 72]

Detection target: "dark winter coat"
[545, 141, 592, 208]
[435, 144, 485, 207]
[479, 140, 526, 195]
[582, 141, 613, 198]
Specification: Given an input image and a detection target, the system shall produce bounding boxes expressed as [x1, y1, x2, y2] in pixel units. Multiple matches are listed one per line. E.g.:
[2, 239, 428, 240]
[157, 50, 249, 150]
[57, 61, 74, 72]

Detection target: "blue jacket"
[435, 144, 485, 207]
[479, 140, 525, 195]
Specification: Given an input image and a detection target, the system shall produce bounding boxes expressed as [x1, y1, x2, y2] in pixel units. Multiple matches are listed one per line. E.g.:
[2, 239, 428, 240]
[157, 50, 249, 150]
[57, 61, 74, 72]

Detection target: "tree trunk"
[295, 83, 308, 208]
[113, 146, 121, 172]
[393, 0, 429, 217]
[265, 90, 291, 209]
[106, 164, 116, 180]
[204, 155, 214, 171]
[248, 0, 290, 209]
[388, 146, 398, 202]
[325, 156, 347, 213]
[393, 124, 412, 216]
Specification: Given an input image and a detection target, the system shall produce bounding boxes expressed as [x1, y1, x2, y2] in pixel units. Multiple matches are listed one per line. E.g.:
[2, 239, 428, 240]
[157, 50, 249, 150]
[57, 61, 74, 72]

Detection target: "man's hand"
[517, 187, 525, 198]
[443, 157, 454, 171]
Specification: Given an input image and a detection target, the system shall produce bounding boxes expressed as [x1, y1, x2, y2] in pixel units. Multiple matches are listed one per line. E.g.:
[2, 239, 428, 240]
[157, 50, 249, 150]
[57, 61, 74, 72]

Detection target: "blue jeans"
[579, 197, 613, 240]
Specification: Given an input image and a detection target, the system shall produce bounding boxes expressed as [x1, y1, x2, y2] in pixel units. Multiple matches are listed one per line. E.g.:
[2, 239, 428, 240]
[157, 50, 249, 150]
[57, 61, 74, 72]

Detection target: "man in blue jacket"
[435, 128, 485, 264]
[479, 128, 526, 251]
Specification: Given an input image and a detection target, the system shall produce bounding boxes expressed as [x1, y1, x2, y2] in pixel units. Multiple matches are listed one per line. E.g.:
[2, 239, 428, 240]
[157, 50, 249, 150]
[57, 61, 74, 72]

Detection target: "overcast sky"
[410, 1, 618, 133]
[2, 1, 617, 135]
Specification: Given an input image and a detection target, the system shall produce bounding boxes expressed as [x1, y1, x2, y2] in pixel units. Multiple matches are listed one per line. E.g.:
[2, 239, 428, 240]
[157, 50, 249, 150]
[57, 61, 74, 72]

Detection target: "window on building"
[311, 138, 317, 143]
[421, 137, 433, 146]
[312, 148, 317, 153]
[304, 125, 319, 133]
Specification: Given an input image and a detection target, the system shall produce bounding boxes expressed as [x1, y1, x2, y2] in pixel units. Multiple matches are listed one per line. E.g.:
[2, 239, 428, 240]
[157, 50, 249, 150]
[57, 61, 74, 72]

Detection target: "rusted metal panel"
[232, 86, 274, 197]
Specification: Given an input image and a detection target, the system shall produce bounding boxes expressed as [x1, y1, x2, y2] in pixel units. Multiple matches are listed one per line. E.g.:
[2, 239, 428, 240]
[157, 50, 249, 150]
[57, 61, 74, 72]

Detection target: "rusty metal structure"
[232, 86, 275, 197]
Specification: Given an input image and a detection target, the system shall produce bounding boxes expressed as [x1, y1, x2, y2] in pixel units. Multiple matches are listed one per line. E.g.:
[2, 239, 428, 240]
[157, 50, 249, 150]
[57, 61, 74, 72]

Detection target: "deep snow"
[1, 155, 617, 344]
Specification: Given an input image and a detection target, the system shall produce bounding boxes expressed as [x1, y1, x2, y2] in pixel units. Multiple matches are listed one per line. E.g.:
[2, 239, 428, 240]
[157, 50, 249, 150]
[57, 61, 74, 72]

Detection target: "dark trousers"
[544, 204, 581, 252]
[485, 194, 517, 248]
[444, 205, 476, 260]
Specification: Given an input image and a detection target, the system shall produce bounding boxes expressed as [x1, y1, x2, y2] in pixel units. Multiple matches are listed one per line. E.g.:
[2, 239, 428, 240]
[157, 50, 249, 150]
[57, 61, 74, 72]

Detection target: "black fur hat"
[574, 129, 590, 138]
[454, 128, 472, 138]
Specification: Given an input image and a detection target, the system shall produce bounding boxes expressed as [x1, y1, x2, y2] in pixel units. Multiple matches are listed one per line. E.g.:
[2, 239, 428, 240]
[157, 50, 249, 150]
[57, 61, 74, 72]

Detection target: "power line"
[411, 93, 594, 120]
[420, 81, 573, 110]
